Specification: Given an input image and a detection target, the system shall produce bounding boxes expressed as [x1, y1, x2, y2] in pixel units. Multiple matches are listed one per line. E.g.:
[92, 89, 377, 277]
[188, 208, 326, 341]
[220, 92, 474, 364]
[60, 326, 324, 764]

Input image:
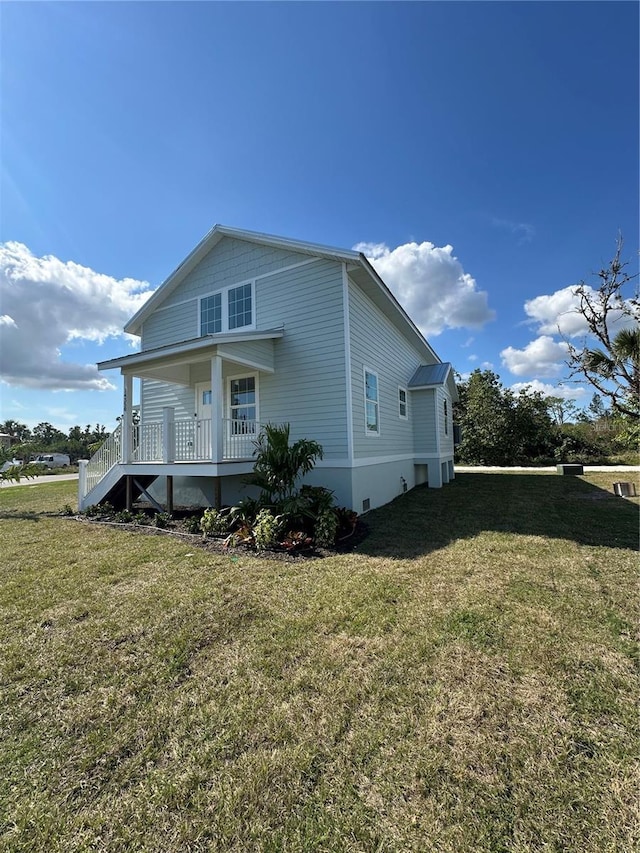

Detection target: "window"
[201, 293, 222, 335]
[398, 387, 407, 419]
[228, 283, 252, 330]
[364, 369, 379, 434]
[201, 282, 254, 335]
[444, 399, 449, 435]
[229, 375, 256, 434]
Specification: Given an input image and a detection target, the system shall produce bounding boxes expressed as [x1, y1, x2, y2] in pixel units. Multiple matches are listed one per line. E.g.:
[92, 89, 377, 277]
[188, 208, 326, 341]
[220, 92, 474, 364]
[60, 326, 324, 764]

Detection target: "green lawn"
[1, 473, 638, 852]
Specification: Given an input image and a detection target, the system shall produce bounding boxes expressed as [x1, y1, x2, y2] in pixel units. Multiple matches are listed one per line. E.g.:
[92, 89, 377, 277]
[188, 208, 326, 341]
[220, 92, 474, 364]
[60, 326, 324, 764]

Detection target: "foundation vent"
[362, 498, 371, 512]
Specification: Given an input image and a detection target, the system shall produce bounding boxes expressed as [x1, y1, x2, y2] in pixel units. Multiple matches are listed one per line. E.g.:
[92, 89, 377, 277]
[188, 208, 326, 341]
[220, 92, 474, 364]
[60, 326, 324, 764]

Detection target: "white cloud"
[500, 335, 569, 377]
[354, 240, 495, 336]
[491, 217, 536, 245]
[0, 242, 153, 391]
[480, 361, 494, 370]
[510, 379, 585, 401]
[524, 285, 635, 338]
[468, 354, 478, 362]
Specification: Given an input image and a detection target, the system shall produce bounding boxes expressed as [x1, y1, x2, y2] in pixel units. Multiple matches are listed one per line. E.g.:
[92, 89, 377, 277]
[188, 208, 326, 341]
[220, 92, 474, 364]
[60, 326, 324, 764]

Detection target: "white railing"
[133, 422, 163, 462]
[80, 416, 261, 498]
[223, 418, 259, 460]
[83, 423, 122, 496]
[175, 418, 197, 460]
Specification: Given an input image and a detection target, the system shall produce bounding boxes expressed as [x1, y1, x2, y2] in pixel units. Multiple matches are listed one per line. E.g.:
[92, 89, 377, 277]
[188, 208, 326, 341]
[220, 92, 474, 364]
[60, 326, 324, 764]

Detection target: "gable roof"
[124, 224, 441, 365]
[409, 362, 459, 402]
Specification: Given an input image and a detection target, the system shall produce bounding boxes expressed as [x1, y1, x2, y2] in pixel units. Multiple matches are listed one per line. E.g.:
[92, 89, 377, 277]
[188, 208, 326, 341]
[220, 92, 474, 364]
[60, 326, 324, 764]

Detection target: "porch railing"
[133, 422, 163, 462]
[80, 416, 260, 500]
[84, 423, 122, 494]
[126, 417, 260, 463]
[223, 418, 259, 460]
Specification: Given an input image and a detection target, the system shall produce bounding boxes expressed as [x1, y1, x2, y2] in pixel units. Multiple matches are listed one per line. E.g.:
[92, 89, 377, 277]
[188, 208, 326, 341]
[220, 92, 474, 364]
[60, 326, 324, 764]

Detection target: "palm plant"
[247, 423, 323, 504]
[583, 327, 640, 414]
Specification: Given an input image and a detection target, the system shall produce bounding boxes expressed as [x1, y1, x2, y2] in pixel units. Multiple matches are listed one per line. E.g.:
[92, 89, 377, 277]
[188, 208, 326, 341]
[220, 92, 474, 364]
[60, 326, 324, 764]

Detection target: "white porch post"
[121, 373, 133, 463]
[211, 354, 223, 462]
[162, 407, 175, 462]
[78, 459, 88, 503]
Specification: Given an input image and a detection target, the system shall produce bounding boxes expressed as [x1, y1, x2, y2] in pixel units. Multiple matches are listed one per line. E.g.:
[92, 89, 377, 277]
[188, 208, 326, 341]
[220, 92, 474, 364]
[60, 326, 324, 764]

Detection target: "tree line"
[0, 420, 110, 464]
[454, 370, 637, 466]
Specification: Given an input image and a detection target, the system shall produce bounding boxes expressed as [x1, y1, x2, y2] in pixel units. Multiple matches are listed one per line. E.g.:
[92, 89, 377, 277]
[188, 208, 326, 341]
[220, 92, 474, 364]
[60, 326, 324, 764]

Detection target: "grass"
[1, 472, 638, 852]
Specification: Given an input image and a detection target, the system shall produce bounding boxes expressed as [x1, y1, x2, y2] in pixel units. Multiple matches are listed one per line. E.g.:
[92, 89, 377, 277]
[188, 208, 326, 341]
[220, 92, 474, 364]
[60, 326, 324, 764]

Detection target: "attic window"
[201, 281, 254, 335]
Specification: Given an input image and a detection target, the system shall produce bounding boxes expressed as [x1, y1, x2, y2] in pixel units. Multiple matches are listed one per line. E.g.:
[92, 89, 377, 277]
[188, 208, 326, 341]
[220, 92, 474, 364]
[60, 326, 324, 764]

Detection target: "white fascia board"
[125, 224, 361, 335]
[98, 329, 284, 371]
[214, 225, 361, 264]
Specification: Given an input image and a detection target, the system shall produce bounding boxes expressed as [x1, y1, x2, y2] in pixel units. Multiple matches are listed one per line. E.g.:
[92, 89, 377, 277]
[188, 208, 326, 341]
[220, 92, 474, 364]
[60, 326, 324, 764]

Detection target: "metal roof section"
[408, 362, 459, 401]
[408, 362, 452, 387]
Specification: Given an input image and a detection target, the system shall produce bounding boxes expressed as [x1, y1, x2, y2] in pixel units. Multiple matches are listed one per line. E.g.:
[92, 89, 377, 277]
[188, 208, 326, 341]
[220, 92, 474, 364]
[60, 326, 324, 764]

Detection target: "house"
[0, 433, 19, 450]
[79, 226, 458, 513]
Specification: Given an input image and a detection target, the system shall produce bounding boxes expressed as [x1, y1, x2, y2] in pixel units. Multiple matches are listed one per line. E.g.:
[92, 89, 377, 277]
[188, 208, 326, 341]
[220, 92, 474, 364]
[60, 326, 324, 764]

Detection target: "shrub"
[252, 508, 282, 551]
[335, 507, 358, 539]
[314, 508, 339, 547]
[200, 508, 229, 538]
[230, 497, 262, 528]
[154, 512, 171, 529]
[113, 509, 134, 524]
[184, 514, 203, 534]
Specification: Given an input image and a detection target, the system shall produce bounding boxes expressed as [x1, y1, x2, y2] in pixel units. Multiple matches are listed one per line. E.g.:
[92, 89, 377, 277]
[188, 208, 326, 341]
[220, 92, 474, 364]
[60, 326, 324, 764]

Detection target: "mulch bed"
[72, 511, 369, 561]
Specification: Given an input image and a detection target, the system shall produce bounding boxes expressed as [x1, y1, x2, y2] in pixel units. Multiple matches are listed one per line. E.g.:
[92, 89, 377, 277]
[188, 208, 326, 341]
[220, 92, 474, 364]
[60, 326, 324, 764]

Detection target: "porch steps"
[79, 465, 158, 512]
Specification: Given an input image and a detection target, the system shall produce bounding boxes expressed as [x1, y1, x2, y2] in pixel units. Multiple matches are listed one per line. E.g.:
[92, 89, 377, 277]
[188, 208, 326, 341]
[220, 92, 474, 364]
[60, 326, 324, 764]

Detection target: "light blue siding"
[141, 379, 194, 423]
[348, 278, 423, 459]
[140, 247, 348, 459]
[257, 258, 348, 458]
[142, 300, 197, 351]
[411, 389, 438, 455]
[161, 238, 310, 311]
[141, 237, 310, 350]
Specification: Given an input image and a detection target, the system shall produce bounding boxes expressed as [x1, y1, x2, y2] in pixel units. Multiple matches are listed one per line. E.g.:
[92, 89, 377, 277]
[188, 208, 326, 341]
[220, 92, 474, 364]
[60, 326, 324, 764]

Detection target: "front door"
[195, 383, 212, 459]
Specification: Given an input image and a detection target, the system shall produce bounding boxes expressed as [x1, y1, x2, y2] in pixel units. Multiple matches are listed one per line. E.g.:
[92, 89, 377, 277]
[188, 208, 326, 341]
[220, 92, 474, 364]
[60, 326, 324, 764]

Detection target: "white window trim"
[226, 371, 260, 424]
[398, 386, 408, 420]
[199, 278, 256, 336]
[363, 367, 380, 437]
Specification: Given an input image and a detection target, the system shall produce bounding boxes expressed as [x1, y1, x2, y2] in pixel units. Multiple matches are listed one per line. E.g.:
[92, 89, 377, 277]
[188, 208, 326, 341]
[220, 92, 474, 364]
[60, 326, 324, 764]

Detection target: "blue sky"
[1, 1, 638, 432]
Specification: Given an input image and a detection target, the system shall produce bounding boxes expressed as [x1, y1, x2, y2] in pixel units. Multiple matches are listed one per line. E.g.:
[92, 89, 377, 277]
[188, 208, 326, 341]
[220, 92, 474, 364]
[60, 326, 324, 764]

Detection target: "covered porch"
[79, 330, 283, 509]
